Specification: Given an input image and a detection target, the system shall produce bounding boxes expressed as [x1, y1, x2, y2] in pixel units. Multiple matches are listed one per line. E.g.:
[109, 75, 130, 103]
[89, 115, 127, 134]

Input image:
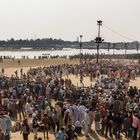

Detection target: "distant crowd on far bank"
[0, 52, 140, 61]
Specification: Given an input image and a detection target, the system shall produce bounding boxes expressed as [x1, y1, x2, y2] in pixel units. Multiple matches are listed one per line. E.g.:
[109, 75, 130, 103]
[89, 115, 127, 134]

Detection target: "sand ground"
[0, 59, 79, 77]
[0, 58, 138, 140]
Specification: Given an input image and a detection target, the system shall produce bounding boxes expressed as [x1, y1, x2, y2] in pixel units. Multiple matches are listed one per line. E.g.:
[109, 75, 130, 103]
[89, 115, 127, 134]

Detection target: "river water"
[0, 48, 138, 59]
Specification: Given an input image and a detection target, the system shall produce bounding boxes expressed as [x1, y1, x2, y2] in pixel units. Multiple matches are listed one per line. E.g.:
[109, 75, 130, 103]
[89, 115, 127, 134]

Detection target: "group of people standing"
[0, 60, 140, 140]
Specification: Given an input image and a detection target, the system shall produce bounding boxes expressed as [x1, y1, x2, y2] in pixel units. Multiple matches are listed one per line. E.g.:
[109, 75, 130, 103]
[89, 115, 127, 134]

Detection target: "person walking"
[94, 108, 101, 132]
[42, 114, 50, 139]
[132, 113, 139, 140]
[5, 112, 12, 140]
[52, 111, 60, 133]
[113, 113, 123, 140]
[83, 109, 90, 137]
[105, 111, 113, 138]
[0, 112, 7, 139]
[32, 116, 39, 140]
[20, 118, 30, 140]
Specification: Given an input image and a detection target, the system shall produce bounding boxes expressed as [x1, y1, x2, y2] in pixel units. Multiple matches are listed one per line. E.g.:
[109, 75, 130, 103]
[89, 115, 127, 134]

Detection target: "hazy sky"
[0, 0, 140, 42]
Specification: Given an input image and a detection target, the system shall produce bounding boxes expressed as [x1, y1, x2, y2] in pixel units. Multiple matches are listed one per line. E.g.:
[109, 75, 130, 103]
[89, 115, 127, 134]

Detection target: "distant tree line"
[0, 38, 139, 50]
[0, 38, 80, 49]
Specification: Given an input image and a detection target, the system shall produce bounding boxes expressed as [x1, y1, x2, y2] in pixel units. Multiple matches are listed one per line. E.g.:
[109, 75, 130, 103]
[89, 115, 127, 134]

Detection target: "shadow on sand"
[89, 130, 115, 140]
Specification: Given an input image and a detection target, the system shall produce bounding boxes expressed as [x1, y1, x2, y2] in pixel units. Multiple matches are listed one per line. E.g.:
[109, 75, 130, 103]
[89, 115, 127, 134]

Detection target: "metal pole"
[79, 35, 83, 63]
[96, 20, 102, 63]
[108, 42, 110, 54]
[97, 43, 99, 63]
[137, 43, 139, 54]
[113, 43, 115, 55]
[124, 43, 127, 55]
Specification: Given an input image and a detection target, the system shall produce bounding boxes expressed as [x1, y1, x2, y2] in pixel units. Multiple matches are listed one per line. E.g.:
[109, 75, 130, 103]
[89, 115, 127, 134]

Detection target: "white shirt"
[84, 112, 90, 125]
[25, 102, 31, 112]
[75, 121, 82, 127]
[79, 105, 86, 114]
[126, 102, 131, 111]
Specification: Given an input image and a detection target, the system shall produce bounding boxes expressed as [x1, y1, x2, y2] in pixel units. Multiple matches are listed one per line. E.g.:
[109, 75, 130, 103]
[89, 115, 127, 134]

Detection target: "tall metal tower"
[95, 20, 104, 63]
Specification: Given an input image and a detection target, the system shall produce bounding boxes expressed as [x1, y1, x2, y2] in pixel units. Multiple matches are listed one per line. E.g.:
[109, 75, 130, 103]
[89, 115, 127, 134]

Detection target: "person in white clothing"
[25, 101, 31, 118]
[72, 105, 79, 124]
[79, 104, 86, 123]
[83, 109, 90, 137]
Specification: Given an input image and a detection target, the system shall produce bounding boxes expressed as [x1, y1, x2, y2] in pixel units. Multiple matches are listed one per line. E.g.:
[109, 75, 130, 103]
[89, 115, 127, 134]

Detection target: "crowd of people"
[0, 60, 140, 140]
[69, 53, 140, 60]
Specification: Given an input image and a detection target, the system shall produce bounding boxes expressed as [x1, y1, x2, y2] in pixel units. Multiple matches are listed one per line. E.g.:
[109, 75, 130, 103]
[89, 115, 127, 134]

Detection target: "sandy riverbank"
[0, 58, 79, 76]
[0, 58, 139, 88]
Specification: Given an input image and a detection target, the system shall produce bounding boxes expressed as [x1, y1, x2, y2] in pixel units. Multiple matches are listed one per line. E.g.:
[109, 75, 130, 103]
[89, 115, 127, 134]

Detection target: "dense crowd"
[69, 53, 140, 60]
[0, 60, 140, 140]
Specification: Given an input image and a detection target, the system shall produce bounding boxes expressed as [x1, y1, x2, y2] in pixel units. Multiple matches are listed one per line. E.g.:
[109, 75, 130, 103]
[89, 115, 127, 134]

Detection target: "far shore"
[0, 47, 138, 51]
